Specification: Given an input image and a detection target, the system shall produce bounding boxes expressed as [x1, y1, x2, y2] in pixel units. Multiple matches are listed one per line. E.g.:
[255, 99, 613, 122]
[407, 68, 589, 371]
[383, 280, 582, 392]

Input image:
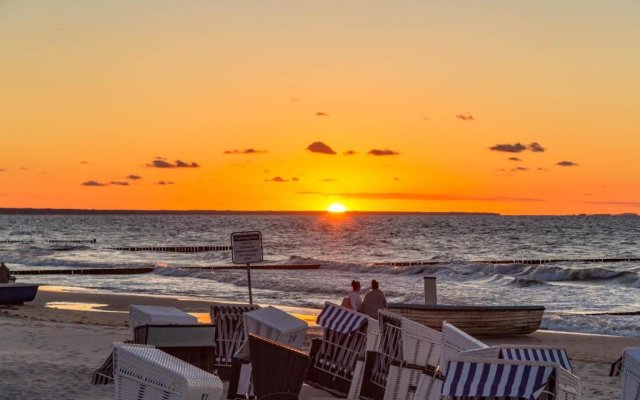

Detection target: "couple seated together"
[343, 279, 388, 319]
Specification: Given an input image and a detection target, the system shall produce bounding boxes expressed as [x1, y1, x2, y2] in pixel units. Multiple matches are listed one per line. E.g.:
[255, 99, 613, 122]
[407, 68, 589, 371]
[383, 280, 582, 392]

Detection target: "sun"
[327, 203, 347, 213]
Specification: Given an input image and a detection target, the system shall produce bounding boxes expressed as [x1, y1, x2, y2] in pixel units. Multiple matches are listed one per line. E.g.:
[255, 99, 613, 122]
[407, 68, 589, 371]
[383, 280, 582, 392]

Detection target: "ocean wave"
[283, 256, 640, 287]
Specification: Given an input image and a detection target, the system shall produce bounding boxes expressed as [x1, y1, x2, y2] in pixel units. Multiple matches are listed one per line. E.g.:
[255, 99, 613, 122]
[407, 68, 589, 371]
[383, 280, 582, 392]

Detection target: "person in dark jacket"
[0, 262, 11, 283]
[359, 279, 388, 318]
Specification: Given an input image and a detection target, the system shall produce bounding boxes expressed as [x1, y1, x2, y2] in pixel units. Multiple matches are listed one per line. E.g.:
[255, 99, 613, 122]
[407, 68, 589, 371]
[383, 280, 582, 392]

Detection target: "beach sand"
[1, 286, 638, 399]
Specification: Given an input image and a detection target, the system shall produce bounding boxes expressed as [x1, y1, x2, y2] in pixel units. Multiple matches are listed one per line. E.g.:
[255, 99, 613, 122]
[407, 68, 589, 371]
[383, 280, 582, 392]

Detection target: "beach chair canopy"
[113, 343, 224, 400]
[243, 306, 308, 349]
[316, 302, 369, 335]
[499, 346, 572, 372]
[442, 359, 554, 400]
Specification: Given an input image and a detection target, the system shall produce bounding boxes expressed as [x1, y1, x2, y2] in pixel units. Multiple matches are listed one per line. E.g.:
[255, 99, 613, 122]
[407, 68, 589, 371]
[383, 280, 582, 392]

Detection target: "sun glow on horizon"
[327, 203, 347, 213]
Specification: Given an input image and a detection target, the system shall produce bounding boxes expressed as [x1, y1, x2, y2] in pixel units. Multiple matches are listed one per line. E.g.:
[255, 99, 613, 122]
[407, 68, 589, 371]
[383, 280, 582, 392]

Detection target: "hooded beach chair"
[439, 354, 581, 400]
[305, 302, 377, 396]
[348, 310, 442, 400]
[209, 302, 260, 377]
[133, 324, 217, 373]
[228, 306, 308, 400]
[621, 347, 640, 400]
[384, 322, 488, 400]
[112, 343, 224, 400]
[249, 334, 311, 400]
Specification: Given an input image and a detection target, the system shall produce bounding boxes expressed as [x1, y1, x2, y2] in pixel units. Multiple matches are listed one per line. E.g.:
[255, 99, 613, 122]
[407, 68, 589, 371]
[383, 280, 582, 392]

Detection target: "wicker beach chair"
[113, 343, 224, 400]
[439, 354, 581, 400]
[383, 322, 487, 400]
[134, 324, 217, 373]
[348, 310, 442, 400]
[228, 306, 309, 400]
[620, 347, 640, 400]
[249, 334, 311, 400]
[209, 302, 260, 377]
[306, 302, 377, 397]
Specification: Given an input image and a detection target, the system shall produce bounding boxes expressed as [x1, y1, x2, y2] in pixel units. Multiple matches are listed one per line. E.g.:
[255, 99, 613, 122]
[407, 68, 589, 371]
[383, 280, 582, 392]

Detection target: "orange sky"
[0, 1, 639, 214]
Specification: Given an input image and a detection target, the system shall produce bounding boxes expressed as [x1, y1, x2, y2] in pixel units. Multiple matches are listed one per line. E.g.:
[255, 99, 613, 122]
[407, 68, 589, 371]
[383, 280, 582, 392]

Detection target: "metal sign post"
[231, 231, 263, 305]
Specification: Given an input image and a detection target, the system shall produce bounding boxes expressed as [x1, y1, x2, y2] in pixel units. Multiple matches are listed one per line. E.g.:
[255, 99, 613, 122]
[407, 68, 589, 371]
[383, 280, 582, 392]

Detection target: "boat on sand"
[0, 283, 39, 305]
[388, 303, 544, 337]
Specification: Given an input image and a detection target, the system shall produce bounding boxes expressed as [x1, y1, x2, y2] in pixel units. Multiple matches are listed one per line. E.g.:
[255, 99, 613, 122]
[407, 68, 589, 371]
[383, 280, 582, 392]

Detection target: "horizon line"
[0, 207, 637, 217]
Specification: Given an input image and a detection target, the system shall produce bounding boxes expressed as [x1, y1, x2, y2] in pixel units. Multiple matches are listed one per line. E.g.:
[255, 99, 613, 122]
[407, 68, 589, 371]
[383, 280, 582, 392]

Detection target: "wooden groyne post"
[424, 276, 437, 305]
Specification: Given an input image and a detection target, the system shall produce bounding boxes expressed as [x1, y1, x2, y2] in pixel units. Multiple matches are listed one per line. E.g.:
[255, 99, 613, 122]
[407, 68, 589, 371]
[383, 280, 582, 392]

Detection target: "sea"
[1, 213, 639, 336]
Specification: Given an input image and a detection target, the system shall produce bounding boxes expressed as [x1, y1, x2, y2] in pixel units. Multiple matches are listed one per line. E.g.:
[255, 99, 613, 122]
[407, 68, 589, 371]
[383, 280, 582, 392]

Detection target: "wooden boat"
[388, 303, 544, 337]
[0, 283, 39, 305]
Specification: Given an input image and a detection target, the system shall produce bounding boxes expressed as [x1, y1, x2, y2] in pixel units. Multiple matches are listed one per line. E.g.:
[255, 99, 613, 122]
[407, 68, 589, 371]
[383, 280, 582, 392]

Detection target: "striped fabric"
[91, 352, 114, 385]
[500, 347, 572, 372]
[316, 303, 368, 335]
[442, 360, 554, 400]
[211, 303, 259, 365]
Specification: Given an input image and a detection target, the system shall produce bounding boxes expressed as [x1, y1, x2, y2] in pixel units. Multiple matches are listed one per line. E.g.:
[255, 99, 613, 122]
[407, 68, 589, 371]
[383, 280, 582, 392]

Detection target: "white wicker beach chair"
[621, 347, 640, 400]
[112, 343, 224, 400]
[385, 322, 487, 400]
[306, 302, 377, 397]
[347, 310, 442, 400]
[439, 354, 581, 400]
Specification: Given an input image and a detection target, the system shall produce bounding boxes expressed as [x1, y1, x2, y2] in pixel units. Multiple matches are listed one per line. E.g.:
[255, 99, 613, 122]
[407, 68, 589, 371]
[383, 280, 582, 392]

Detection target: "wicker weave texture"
[113, 344, 224, 400]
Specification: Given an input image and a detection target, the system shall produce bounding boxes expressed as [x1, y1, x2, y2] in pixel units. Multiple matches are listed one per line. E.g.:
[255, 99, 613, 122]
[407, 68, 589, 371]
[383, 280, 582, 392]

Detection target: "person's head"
[0, 262, 5, 268]
[351, 280, 360, 291]
[371, 280, 379, 290]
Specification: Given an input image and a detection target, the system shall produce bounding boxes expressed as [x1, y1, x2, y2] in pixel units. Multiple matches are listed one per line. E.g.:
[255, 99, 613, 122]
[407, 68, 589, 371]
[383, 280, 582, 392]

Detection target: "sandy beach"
[1, 286, 638, 399]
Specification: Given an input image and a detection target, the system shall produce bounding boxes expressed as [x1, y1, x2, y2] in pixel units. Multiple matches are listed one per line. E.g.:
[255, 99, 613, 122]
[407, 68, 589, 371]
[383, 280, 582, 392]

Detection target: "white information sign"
[231, 231, 263, 264]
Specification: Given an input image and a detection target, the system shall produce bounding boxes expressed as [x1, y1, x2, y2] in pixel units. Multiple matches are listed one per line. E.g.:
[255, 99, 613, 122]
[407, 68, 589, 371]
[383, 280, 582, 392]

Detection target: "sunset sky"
[1, 1, 638, 214]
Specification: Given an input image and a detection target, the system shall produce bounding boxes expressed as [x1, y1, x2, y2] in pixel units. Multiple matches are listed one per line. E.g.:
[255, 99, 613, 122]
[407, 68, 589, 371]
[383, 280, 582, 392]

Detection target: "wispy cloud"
[528, 142, 545, 152]
[80, 161, 89, 164]
[557, 161, 578, 167]
[343, 150, 357, 156]
[508, 157, 522, 162]
[490, 143, 527, 153]
[511, 167, 529, 172]
[368, 149, 400, 156]
[156, 181, 175, 185]
[147, 159, 200, 168]
[81, 180, 107, 187]
[127, 175, 142, 180]
[110, 181, 130, 186]
[306, 142, 336, 155]
[456, 113, 474, 121]
[265, 176, 289, 182]
[315, 112, 329, 117]
[490, 142, 546, 153]
[223, 148, 267, 155]
[297, 192, 542, 202]
[321, 178, 336, 182]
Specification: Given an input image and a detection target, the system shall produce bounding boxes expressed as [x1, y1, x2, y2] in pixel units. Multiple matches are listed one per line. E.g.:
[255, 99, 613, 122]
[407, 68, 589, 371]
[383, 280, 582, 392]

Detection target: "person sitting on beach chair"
[359, 279, 388, 319]
[342, 280, 368, 311]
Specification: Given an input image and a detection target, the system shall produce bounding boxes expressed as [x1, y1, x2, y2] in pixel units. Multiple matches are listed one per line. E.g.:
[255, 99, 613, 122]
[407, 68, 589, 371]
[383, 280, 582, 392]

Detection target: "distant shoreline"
[0, 208, 501, 216]
[0, 208, 638, 216]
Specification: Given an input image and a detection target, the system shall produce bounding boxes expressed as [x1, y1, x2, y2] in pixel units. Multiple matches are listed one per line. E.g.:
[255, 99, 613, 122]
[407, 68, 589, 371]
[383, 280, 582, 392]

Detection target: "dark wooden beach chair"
[249, 333, 310, 400]
[305, 302, 375, 397]
[133, 324, 217, 373]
